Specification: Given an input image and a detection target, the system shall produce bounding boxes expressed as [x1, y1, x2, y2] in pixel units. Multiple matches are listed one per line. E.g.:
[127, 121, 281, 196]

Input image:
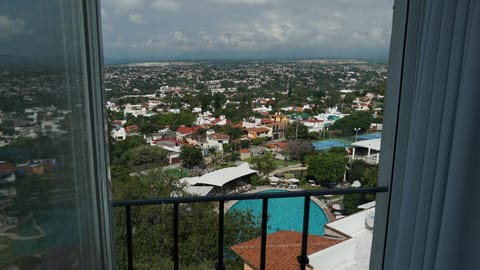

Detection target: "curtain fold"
[383, 1, 480, 269]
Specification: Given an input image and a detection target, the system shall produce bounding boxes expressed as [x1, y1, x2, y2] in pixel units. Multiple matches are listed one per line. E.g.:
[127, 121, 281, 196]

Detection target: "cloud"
[254, 12, 294, 43]
[173, 31, 187, 42]
[208, 0, 277, 5]
[129, 14, 145, 24]
[353, 28, 391, 46]
[101, 0, 394, 58]
[0, 15, 29, 38]
[103, 24, 114, 31]
[107, 0, 144, 12]
[151, 0, 179, 12]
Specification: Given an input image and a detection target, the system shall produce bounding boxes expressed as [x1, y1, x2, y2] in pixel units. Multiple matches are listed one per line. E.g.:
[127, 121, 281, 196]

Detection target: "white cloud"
[129, 14, 145, 24]
[106, 0, 144, 12]
[102, 24, 114, 31]
[151, 0, 179, 12]
[208, 0, 277, 5]
[0, 15, 28, 38]
[173, 31, 187, 42]
[353, 28, 390, 46]
[101, 0, 394, 57]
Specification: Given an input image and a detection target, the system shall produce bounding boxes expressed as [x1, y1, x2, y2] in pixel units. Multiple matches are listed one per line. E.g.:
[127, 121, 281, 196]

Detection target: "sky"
[101, 0, 394, 60]
[0, 0, 394, 62]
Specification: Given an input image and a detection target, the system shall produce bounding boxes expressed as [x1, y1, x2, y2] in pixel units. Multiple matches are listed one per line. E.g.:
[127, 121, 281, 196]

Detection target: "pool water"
[229, 190, 328, 235]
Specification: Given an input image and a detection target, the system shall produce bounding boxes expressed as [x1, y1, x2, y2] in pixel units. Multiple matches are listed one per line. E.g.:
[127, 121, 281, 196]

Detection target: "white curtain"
[382, 0, 480, 269]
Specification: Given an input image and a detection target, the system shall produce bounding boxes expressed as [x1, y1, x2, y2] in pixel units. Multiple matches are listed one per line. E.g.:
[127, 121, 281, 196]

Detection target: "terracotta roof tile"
[231, 231, 342, 270]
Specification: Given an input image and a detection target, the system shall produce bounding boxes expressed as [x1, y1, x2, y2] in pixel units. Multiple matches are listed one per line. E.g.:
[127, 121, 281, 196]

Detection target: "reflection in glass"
[0, 0, 112, 269]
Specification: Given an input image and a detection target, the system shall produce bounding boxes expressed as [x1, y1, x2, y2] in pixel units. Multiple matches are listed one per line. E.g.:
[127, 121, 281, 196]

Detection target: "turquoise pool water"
[229, 190, 328, 235]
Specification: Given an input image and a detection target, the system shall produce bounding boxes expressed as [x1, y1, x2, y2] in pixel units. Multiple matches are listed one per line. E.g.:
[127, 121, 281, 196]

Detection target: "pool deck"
[224, 185, 336, 222]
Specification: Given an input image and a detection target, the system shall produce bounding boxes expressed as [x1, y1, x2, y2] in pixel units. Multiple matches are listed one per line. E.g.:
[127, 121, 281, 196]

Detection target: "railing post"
[126, 205, 134, 270]
[216, 200, 226, 270]
[260, 197, 269, 270]
[298, 195, 310, 270]
[173, 203, 179, 270]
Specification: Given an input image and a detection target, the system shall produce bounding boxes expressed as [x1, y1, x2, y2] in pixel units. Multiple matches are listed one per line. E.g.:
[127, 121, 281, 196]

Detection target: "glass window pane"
[0, 0, 112, 269]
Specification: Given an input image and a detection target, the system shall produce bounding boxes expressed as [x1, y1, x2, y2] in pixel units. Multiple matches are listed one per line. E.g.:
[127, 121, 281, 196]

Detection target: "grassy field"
[164, 167, 189, 178]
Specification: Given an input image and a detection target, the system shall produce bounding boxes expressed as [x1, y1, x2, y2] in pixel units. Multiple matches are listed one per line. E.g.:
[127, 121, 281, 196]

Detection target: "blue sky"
[101, 0, 394, 60]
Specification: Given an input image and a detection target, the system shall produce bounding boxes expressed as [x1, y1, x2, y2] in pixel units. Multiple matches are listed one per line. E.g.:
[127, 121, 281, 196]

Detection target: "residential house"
[176, 126, 200, 142]
[206, 132, 230, 152]
[246, 127, 271, 140]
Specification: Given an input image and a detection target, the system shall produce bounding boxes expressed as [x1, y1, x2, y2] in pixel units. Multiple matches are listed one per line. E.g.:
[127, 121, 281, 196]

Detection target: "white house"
[111, 127, 126, 141]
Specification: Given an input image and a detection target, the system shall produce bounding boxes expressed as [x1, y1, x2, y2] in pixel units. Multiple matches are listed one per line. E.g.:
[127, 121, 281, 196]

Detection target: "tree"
[180, 145, 204, 169]
[250, 152, 276, 177]
[286, 121, 309, 140]
[219, 125, 243, 140]
[343, 193, 365, 215]
[330, 112, 372, 135]
[347, 160, 376, 183]
[305, 152, 347, 186]
[121, 145, 168, 170]
[112, 169, 261, 270]
[251, 137, 267, 145]
[212, 93, 225, 112]
[286, 141, 314, 162]
[110, 136, 145, 165]
[343, 164, 379, 214]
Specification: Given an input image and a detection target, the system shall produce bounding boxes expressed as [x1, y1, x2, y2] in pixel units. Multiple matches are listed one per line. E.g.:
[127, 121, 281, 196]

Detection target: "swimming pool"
[228, 190, 328, 235]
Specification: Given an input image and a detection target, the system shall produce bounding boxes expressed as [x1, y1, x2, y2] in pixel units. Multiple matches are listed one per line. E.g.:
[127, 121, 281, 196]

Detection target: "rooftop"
[181, 163, 257, 188]
[231, 230, 342, 270]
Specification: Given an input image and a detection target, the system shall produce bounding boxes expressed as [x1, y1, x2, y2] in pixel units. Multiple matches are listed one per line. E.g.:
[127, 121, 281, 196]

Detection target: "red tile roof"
[209, 133, 230, 140]
[261, 118, 274, 124]
[0, 161, 15, 173]
[125, 125, 140, 133]
[176, 126, 200, 135]
[246, 127, 270, 133]
[231, 231, 342, 270]
[265, 142, 287, 149]
[233, 122, 243, 129]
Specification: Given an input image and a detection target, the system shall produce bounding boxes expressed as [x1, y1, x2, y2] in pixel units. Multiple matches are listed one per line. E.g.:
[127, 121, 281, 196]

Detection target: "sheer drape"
[382, 1, 480, 269]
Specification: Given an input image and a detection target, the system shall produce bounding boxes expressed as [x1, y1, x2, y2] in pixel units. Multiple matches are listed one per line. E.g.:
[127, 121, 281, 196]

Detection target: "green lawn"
[273, 160, 301, 167]
[164, 167, 190, 178]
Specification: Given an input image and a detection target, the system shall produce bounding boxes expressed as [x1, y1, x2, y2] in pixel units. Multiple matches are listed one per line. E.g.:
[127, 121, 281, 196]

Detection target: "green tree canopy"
[330, 112, 372, 135]
[110, 136, 145, 165]
[305, 152, 347, 186]
[250, 152, 276, 176]
[347, 160, 377, 184]
[120, 145, 168, 170]
[286, 121, 309, 140]
[343, 163, 378, 214]
[180, 145, 204, 169]
[111, 169, 261, 269]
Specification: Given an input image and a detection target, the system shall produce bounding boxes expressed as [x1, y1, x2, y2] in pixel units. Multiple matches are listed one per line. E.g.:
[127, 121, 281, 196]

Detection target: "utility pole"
[295, 116, 299, 141]
[353, 127, 361, 141]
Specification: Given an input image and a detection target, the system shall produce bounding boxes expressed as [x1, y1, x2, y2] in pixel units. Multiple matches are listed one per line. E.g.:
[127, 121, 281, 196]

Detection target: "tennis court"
[357, 132, 382, 141]
[312, 139, 348, 151]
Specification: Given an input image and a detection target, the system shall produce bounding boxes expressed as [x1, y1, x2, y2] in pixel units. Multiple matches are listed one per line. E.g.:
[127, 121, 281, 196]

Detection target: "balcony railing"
[112, 186, 388, 270]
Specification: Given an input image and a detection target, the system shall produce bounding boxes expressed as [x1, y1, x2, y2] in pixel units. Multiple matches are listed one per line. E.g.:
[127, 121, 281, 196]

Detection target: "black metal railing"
[112, 186, 388, 270]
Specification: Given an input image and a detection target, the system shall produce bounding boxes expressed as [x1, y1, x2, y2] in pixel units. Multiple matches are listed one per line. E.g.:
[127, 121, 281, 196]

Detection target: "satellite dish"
[352, 180, 362, 188]
[365, 213, 375, 230]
